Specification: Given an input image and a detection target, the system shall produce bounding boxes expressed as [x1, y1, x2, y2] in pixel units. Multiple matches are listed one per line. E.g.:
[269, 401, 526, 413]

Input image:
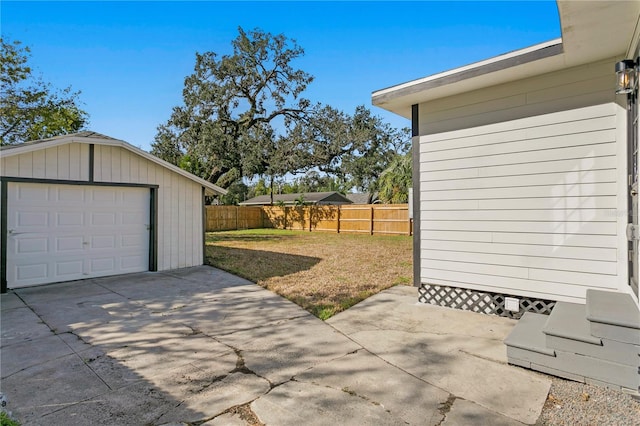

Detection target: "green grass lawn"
[205, 229, 413, 319]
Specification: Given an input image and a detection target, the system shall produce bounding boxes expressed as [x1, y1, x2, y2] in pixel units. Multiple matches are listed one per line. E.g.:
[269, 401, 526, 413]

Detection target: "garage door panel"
[56, 235, 85, 252]
[91, 235, 116, 249]
[122, 211, 145, 225]
[16, 237, 49, 254]
[121, 234, 146, 248]
[56, 187, 85, 202]
[7, 182, 150, 288]
[16, 185, 50, 201]
[15, 263, 48, 281]
[90, 258, 116, 273]
[16, 211, 49, 228]
[121, 255, 146, 270]
[56, 261, 84, 277]
[56, 211, 84, 226]
[91, 188, 118, 203]
[91, 212, 117, 226]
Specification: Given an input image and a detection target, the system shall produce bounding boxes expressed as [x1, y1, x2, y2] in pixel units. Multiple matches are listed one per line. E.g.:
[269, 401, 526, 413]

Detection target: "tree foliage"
[0, 38, 88, 145]
[287, 104, 409, 192]
[378, 151, 413, 204]
[152, 27, 409, 197]
[151, 27, 313, 185]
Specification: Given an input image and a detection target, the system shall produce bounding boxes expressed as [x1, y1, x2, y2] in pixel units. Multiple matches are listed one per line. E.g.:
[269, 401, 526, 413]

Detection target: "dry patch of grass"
[205, 229, 413, 319]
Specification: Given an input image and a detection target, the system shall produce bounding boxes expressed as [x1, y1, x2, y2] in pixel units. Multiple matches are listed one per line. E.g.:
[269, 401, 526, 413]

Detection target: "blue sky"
[2, 1, 561, 152]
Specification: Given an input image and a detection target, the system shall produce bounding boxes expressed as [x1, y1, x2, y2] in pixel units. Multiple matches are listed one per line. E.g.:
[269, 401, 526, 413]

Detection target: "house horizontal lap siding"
[417, 60, 628, 303]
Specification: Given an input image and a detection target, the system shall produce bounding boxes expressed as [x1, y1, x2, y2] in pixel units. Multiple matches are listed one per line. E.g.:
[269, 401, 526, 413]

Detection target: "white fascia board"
[373, 39, 562, 99]
[372, 39, 565, 117]
[0, 135, 227, 196]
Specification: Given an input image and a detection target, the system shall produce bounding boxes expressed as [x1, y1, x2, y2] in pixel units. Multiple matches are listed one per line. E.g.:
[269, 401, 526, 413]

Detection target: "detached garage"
[0, 131, 226, 291]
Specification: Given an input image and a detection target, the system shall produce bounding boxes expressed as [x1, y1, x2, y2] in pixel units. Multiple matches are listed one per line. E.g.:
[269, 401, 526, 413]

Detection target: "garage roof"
[0, 131, 227, 196]
[372, 1, 640, 118]
[239, 191, 353, 206]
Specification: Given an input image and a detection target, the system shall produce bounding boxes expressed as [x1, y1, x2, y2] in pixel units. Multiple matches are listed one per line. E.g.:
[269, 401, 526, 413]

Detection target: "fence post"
[309, 206, 313, 232]
[337, 206, 341, 234]
[370, 206, 374, 235]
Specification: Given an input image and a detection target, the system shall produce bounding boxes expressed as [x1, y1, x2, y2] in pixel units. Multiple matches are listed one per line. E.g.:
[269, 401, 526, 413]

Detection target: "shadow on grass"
[205, 245, 321, 283]
[206, 230, 302, 244]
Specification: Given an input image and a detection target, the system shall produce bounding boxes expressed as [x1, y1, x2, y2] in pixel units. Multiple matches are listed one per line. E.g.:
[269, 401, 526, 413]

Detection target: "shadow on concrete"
[0, 270, 278, 425]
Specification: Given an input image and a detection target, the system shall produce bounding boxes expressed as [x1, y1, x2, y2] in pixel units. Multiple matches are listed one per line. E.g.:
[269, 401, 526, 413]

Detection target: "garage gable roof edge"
[0, 134, 227, 196]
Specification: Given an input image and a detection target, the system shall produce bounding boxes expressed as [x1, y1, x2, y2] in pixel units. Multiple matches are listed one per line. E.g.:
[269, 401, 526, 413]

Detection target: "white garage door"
[6, 182, 150, 288]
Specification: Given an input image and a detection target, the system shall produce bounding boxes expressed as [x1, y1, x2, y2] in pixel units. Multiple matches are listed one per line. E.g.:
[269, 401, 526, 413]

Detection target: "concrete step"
[504, 312, 555, 357]
[543, 302, 639, 366]
[505, 312, 639, 391]
[586, 289, 640, 345]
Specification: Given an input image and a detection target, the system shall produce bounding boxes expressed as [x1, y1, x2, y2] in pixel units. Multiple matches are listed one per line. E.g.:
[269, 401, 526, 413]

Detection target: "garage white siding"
[92, 145, 203, 270]
[419, 103, 627, 302]
[1, 143, 90, 181]
[2, 141, 206, 279]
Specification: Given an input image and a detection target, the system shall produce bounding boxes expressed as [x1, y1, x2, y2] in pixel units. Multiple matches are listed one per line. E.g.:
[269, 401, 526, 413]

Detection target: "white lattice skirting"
[418, 284, 556, 319]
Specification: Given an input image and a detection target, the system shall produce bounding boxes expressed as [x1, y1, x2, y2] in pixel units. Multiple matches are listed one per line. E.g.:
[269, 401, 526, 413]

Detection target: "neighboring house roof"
[346, 192, 378, 204]
[0, 131, 227, 196]
[240, 191, 353, 206]
[372, 1, 640, 117]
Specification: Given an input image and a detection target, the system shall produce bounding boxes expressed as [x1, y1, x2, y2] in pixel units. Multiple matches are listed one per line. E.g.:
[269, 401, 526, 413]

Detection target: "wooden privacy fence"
[205, 204, 412, 236]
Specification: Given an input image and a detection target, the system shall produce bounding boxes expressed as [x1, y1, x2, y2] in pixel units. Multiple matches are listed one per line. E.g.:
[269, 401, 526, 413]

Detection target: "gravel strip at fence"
[537, 377, 640, 425]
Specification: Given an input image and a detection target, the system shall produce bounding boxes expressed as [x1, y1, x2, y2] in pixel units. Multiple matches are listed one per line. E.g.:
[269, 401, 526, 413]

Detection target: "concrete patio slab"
[0, 266, 551, 425]
[1, 334, 75, 378]
[443, 399, 526, 425]
[295, 349, 449, 425]
[1, 306, 53, 347]
[1, 351, 111, 421]
[0, 292, 26, 311]
[327, 286, 552, 425]
[251, 380, 401, 426]
[217, 314, 361, 385]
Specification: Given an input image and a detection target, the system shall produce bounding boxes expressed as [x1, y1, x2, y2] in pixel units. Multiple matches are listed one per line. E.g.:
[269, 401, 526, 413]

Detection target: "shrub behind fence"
[205, 204, 412, 235]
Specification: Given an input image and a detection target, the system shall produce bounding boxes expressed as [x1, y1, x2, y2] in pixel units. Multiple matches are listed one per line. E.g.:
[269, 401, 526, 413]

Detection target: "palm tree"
[378, 151, 412, 204]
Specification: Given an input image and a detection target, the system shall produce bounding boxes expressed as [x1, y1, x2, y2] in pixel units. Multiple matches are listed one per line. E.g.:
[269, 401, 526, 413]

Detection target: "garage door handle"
[8, 229, 26, 236]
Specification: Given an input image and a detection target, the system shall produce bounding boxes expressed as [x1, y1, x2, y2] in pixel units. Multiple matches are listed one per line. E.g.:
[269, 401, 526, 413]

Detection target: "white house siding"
[92, 145, 203, 271]
[418, 58, 619, 135]
[418, 91, 628, 303]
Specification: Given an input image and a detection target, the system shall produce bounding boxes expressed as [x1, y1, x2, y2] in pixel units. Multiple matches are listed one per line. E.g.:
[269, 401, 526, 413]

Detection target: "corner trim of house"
[1, 179, 8, 293]
[412, 104, 421, 287]
[202, 186, 207, 266]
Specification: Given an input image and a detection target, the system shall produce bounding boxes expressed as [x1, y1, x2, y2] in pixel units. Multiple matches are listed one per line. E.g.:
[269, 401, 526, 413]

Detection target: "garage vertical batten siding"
[92, 145, 204, 270]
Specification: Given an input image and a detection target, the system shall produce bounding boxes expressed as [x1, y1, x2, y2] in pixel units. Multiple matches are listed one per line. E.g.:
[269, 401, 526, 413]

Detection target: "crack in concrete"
[200, 401, 265, 426]
[324, 322, 463, 405]
[457, 348, 504, 364]
[435, 394, 457, 426]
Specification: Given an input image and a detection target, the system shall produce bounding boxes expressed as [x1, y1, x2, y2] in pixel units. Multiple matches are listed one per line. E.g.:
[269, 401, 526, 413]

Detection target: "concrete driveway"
[0, 266, 550, 425]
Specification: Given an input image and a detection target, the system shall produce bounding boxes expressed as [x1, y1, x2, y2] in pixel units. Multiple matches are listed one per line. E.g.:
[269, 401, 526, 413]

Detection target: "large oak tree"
[153, 27, 409, 200]
[151, 27, 313, 187]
